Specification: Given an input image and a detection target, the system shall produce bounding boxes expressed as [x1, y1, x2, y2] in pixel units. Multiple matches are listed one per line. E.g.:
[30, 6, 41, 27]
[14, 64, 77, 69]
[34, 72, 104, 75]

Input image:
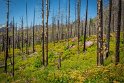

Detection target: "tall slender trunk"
[115, 0, 122, 65]
[57, 0, 60, 41]
[45, 0, 49, 66]
[112, 14, 115, 32]
[97, 0, 103, 66]
[33, 8, 35, 53]
[26, 2, 29, 54]
[12, 17, 14, 77]
[122, 8, 124, 44]
[5, 0, 10, 73]
[21, 17, 23, 53]
[83, 0, 88, 52]
[61, 14, 63, 40]
[75, 0, 77, 37]
[15, 23, 17, 49]
[66, 2, 68, 40]
[67, 0, 70, 48]
[106, 0, 112, 58]
[42, 0, 45, 65]
[77, 0, 80, 53]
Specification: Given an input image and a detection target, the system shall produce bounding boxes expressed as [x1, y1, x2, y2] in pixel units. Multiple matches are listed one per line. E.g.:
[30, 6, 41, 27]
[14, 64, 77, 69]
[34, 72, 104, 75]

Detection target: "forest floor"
[0, 33, 124, 83]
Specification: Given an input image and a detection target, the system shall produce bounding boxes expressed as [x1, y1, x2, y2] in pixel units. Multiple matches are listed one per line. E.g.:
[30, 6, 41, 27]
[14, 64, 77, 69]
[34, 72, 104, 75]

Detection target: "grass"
[0, 33, 124, 83]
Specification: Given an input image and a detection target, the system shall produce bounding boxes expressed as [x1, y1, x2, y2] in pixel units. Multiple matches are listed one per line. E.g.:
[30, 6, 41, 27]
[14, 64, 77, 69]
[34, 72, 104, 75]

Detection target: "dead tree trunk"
[21, 17, 24, 53]
[12, 17, 14, 77]
[26, 2, 29, 54]
[5, 0, 10, 73]
[57, 0, 60, 41]
[42, 0, 45, 65]
[33, 8, 35, 53]
[112, 14, 115, 32]
[61, 14, 64, 40]
[67, 0, 70, 48]
[97, 0, 104, 66]
[66, 2, 68, 40]
[106, 0, 112, 58]
[122, 8, 124, 44]
[83, 0, 88, 52]
[45, 0, 49, 66]
[115, 0, 122, 65]
[75, 0, 77, 37]
[77, 0, 80, 53]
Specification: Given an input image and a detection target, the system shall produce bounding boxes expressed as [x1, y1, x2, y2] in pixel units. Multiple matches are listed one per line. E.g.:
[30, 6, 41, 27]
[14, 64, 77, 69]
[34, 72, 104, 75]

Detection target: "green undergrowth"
[0, 33, 124, 83]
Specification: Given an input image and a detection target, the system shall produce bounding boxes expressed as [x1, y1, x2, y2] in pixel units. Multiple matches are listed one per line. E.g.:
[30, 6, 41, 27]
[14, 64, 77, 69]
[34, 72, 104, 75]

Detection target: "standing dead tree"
[21, 17, 24, 53]
[45, 0, 49, 66]
[97, 0, 104, 66]
[115, 0, 122, 65]
[83, 0, 88, 52]
[106, 0, 112, 58]
[33, 8, 35, 53]
[75, 0, 77, 37]
[12, 17, 14, 77]
[26, 2, 29, 54]
[57, 0, 60, 42]
[5, 0, 10, 73]
[77, 0, 81, 53]
[67, 0, 70, 48]
[42, 0, 45, 66]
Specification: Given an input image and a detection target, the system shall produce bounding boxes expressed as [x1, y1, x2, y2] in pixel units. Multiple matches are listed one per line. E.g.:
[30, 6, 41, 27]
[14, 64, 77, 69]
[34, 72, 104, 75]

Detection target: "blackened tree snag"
[97, 0, 104, 66]
[5, 0, 10, 73]
[83, 0, 88, 52]
[106, 0, 112, 58]
[115, 0, 122, 65]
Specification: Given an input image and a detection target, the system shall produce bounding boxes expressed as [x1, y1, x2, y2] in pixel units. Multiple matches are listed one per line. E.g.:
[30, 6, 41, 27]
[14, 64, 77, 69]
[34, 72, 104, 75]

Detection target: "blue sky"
[0, 0, 97, 27]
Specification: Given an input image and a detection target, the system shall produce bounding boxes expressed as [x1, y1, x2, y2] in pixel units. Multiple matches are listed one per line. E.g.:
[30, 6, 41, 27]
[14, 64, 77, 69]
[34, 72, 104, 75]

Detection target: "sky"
[0, 0, 97, 27]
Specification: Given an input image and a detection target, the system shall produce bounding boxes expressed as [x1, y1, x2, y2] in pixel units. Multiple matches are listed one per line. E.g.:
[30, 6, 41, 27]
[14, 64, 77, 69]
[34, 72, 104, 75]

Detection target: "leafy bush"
[34, 56, 42, 68]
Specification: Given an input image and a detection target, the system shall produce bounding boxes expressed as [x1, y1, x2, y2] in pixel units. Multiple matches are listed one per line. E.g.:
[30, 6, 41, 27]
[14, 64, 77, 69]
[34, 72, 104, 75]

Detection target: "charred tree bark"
[5, 0, 10, 73]
[66, 2, 68, 40]
[57, 0, 60, 41]
[115, 0, 122, 65]
[45, 0, 49, 66]
[12, 17, 14, 77]
[21, 17, 24, 53]
[77, 0, 80, 53]
[61, 14, 64, 40]
[112, 14, 115, 32]
[106, 0, 112, 58]
[75, 0, 77, 37]
[67, 0, 70, 48]
[33, 8, 35, 53]
[17, 30, 20, 49]
[122, 8, 124, 44]
[42, 0, 45, 66]
[83, 0, 88, 52]
[97, 0, 104, 66]
[26, 2, 29, 54]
